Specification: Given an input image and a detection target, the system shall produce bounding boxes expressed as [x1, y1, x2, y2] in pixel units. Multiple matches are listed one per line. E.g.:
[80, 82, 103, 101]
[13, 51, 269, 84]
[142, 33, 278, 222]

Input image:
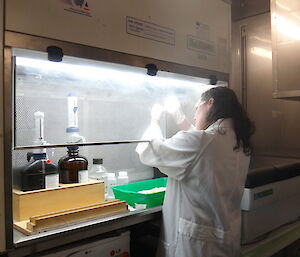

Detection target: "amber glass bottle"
[58, 146, 88, 183]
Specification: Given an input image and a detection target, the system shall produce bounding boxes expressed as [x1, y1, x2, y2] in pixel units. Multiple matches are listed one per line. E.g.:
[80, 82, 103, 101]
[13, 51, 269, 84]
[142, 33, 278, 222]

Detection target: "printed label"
[78, 170, 89, 183]
[126, 16, 175, 45]
[254, 189, 273, 200]
[45, 174, 59, 189]
[187, 35, 215, 55]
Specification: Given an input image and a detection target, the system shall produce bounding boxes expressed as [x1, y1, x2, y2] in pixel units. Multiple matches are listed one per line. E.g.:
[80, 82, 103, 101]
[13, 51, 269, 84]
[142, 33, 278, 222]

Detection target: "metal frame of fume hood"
[4, 44, 14, 251]
[5, 31, 229, 83]
[3, 30, 229, 253]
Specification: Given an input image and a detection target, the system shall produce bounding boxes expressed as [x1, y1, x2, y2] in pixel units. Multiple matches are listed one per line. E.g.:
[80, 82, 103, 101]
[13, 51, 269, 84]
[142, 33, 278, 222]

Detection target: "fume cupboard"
[0, 0, 230, 255]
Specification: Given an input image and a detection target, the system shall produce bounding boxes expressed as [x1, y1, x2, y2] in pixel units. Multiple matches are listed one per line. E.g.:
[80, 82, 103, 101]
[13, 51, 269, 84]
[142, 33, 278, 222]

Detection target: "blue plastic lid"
[68, 93, 77, 97]
[66, 127, 80, 133]
[32, 153, 47, 160]
[67, 145, 79, 151]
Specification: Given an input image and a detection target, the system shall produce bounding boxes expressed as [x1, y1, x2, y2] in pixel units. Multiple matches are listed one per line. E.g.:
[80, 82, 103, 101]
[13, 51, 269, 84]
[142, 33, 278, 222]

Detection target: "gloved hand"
[164, 96, 185, 124]
[151, 104, 164, 121]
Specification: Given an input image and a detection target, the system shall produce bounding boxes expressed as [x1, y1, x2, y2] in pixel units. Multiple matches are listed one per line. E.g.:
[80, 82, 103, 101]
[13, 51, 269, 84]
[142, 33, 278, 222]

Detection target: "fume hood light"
[47, 46, 64, 62]
[209, 75, 218, 85]
[16, 57, 212, 89]
[145, 63, 158, 76]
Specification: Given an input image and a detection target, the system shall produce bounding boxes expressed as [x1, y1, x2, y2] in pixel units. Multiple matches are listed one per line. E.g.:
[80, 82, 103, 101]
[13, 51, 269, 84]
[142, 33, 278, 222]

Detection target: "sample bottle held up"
[59, 146, 88, 183]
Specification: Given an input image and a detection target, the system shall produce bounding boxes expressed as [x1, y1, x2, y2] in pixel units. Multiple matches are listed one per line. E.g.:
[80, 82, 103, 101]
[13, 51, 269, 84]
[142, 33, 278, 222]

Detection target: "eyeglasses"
[194, 100, 206, 109]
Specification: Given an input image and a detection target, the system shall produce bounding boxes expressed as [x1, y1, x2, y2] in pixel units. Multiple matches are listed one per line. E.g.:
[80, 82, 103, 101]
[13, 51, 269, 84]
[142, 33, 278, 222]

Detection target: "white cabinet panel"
[5, 0, 230, 73]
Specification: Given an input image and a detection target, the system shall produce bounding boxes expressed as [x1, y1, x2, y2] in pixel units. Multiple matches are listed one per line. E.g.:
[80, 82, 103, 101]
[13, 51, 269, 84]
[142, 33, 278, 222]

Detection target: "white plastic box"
[41, 231, 130, 257]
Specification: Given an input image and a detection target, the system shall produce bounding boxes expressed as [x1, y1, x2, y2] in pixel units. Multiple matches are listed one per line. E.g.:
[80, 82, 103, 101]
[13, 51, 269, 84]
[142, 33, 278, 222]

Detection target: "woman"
[136, 87, 255, 257]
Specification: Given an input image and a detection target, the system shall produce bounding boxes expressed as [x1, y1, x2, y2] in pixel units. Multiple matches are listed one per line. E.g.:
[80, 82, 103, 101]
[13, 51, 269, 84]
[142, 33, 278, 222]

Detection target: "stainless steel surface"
[14, 140, 150, 150]
[241, 25, 248, 109]
[273, 90, 300, 100]
[240, 219, 300, 257]
[231, 11, 300, 156]
[5, 31, 229, 82]
[232, 14, 275, 152]
[11, 207, 162, 257]
[232, 0, 270, 21]
[271, 0, 300, 98]
[249, 155, 300, 169]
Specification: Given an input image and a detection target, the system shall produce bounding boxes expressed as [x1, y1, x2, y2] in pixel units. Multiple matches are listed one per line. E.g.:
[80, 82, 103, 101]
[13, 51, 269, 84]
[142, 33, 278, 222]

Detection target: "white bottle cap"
[107, 173, 116, 178]
[118, 171, 128, 177]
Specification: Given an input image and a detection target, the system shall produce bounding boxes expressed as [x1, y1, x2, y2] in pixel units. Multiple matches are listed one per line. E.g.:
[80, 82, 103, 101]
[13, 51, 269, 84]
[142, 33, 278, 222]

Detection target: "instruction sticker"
[187, 34, 215, 55]
[126, 16, 175, 45]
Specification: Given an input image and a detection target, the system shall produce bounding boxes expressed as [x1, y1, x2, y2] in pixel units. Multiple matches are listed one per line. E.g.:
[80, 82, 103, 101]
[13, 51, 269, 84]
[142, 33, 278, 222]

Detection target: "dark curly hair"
[201, 87, 255, 155]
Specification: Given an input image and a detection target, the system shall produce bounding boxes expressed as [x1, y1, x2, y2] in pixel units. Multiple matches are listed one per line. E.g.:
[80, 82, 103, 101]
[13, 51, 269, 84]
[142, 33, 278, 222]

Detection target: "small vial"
[117, 171, 129, 185]
[106, 173, 117, 200]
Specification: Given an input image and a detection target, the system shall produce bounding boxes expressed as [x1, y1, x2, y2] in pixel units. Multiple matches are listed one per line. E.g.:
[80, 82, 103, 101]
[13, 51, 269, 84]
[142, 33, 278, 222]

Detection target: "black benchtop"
[245, 158, 300, 188]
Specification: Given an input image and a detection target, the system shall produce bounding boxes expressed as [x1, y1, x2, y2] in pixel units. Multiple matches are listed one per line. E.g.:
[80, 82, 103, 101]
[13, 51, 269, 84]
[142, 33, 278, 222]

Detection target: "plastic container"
[112, 177, 167, 208]
[21, 153, 58, 191]
[117, 171, 129, 185]
[58, 146, 88, 183]
[106, 173, 117, 200]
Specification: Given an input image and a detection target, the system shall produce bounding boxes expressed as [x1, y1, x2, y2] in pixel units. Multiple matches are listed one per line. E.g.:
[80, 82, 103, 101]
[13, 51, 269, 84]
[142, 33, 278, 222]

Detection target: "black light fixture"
[47, 46, 64, 62]
[145, 63, 158, 76]
[209, 75, 218, 85]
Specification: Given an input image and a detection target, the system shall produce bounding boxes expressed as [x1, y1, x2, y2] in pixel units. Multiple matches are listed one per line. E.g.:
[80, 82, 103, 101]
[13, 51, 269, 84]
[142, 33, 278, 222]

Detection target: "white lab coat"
[137, 119, 250, 257]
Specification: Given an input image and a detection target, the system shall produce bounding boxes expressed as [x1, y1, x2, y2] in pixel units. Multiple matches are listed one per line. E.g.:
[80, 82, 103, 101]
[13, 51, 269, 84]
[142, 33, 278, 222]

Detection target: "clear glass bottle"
[89, 158, 107, 193]
[58, 146, 88, 183]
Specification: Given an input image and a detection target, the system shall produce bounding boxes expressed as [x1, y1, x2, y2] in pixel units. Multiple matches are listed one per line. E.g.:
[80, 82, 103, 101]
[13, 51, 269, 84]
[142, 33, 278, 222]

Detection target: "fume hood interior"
[10, 48, 225, 244]
[12, 48, 223, 185]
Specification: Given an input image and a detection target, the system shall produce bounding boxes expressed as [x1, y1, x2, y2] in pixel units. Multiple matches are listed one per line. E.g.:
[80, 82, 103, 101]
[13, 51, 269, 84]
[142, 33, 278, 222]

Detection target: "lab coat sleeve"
[138, 130, 212, 180]
[136, 122, 163, 154]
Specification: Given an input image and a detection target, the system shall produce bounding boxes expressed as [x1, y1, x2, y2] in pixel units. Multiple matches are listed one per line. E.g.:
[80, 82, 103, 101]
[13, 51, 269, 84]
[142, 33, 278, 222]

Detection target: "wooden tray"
[14, 200, 128, 235]
[13, 180, 105, 221]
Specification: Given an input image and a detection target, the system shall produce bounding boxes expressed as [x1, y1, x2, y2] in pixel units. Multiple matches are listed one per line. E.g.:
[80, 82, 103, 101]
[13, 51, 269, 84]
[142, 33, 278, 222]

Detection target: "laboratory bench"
[9, 206, 162, 257]
[5, 156, 300, 257]
[3, 205, 300, 257]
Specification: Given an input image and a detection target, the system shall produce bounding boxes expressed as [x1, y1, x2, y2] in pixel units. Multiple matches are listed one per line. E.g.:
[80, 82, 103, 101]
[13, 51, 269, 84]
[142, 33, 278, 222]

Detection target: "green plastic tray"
[112, 177, 167, 208]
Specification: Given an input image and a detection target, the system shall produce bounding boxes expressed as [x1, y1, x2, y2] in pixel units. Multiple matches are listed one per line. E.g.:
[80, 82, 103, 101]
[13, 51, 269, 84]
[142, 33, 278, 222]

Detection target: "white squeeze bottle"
[106, 173, 117, 200]
[117, 171, 129, 185]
